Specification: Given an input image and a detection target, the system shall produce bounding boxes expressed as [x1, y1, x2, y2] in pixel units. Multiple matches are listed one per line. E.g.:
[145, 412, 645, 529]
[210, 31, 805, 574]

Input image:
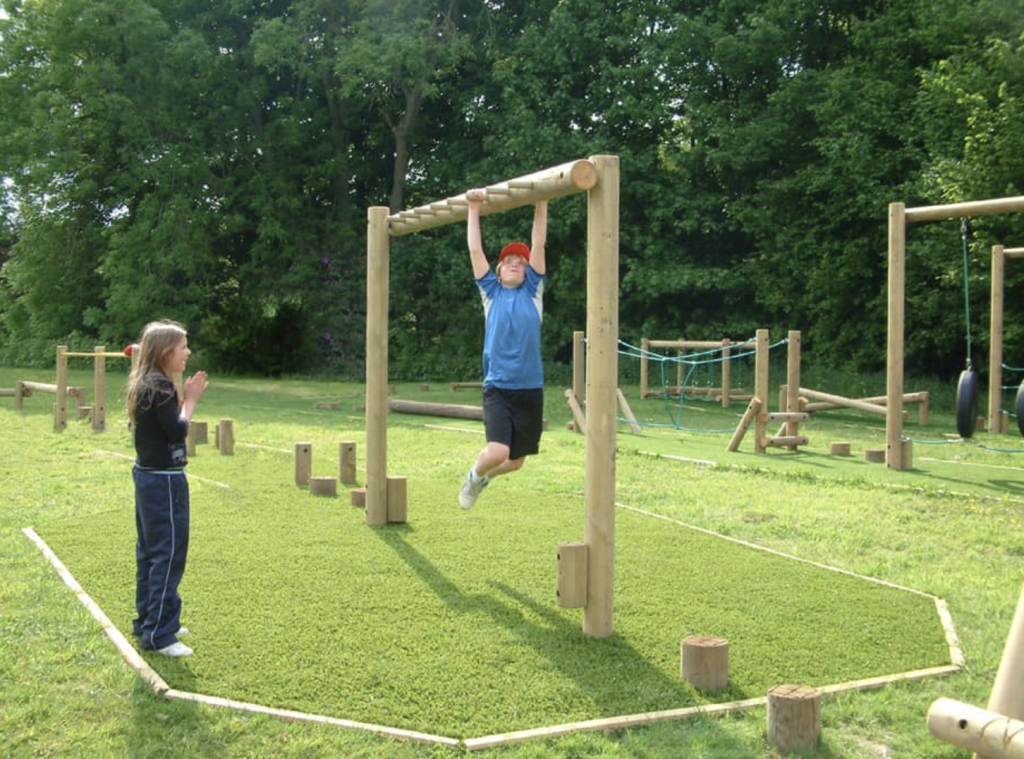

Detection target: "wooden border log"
[388, 398, 484, 421]
[928, 698, 1024, 759]
[387, 159, 599, 236]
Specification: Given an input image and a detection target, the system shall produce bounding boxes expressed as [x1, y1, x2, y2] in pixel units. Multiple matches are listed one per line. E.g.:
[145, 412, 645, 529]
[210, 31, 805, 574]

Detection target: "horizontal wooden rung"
[766, 412, 810, 422]
[766, 436, 808, 447]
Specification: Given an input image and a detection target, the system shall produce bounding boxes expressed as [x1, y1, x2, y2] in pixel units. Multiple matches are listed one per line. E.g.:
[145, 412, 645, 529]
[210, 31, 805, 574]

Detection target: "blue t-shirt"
[476, 267, 544, 389]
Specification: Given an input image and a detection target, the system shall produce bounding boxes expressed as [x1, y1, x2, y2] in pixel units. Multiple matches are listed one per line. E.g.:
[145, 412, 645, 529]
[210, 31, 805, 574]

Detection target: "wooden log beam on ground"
[799, 387, 892, 416]
[616, 389, 642, 434]
[928, 698, 1024, 759]
[388, 398, 484, 421]
[386, 159, 598, 237]
[565, 389, 587, 434]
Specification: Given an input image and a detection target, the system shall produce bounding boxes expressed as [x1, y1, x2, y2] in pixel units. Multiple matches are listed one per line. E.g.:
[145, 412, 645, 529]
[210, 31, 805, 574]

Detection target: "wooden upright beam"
[583, 155, 619, 639]
[887, 203, 907, 469]
[365, 207, 390, 527]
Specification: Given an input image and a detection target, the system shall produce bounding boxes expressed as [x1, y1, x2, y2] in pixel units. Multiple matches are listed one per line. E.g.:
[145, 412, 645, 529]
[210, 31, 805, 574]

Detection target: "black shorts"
[482, 385, 544, 461]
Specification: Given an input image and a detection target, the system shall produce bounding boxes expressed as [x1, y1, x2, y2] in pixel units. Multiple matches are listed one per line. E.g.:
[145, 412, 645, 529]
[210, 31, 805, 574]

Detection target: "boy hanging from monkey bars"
[458, 189, 548, 509]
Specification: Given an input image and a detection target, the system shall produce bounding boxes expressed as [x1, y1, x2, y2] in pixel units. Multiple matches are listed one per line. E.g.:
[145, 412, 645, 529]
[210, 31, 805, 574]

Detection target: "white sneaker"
[459, 471, 489, 509]
[156, 641, 193, 657]
[177, 626, 189, 636]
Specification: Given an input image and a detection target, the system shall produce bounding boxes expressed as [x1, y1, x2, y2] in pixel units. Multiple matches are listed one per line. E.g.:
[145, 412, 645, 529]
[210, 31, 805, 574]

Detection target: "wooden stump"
[386, 476, 407, 523]
[556, 542, 588, 608]
[350, 488, 366, 508]
[315, 401, 339, 410]
[339, 441, 357, 484]
[863, 448, 885, 463]
[829, 441, 851, 456]
[192, 420, 208, 444]
[218, 419, 235, 455]
[767, 684, 821, 753]
[309, 476, 337, 497]
[681, 636, 729, 692]
[295, 442, 312, 486]
[186, 424, 197, 457]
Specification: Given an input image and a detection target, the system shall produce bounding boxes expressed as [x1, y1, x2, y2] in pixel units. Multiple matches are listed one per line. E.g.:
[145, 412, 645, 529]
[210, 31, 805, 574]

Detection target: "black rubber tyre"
[1016, 381, 1024, 438]
[956, 369, 978, 439]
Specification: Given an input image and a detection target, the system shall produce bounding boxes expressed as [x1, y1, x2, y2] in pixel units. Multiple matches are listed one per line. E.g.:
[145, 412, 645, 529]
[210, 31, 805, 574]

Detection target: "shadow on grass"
[371, 523, 754, 724]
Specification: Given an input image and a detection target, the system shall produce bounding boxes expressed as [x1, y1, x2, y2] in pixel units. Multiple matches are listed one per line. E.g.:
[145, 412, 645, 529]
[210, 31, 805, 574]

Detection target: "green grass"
[2, 366, 1023, 757]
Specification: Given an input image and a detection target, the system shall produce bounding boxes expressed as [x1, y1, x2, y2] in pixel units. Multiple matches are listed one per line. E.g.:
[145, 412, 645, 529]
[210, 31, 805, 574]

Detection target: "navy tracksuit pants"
[133, 467, 190, 651]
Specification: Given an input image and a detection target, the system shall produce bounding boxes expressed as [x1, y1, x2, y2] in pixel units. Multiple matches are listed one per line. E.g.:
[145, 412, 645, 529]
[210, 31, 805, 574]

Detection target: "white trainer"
[459, 471, 489, 509]
[156, 641, 193, 657]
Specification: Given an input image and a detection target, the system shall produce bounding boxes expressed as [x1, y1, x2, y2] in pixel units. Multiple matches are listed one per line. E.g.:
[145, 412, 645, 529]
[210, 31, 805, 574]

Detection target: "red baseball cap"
[499, 242, 530, 263]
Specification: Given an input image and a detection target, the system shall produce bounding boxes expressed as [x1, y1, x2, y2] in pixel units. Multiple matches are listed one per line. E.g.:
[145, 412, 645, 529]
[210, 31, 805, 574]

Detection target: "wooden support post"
[727, 397, 761, 452]
[640, 337, 650, 398]
[218, 419, 234, 455]
[92, 345, 106, 432]
[767, 684, 821, 753]
[386, 475, 407, 523]
[986, 580, 1024, 731]
[366, 206, 390, 527]
[754, 330, 769, 454]
[15, 380, 25, 410]
[990, 245, 1006, 433]
[928, 698, 1024, 759]
[573, 330, 585, 404]
[54, 344, 68, 431]
[583, 154, 619, 639]
[616, 389, 642, 434]
[556, 542, 587, 608]
[339, 441, 357, 484]
[887, 202, 907, 469]
[681, 636, 729, 692]
[565, 388, 586, 435]
[721, 340, 732, 408]
[309, 476, 337, 497]
[295, 443, 312, 486]
[785, 331, 801, 450]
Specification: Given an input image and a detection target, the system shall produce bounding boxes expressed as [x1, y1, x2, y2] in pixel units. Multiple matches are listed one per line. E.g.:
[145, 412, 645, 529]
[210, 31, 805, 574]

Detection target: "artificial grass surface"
[36, 424, 952, 740]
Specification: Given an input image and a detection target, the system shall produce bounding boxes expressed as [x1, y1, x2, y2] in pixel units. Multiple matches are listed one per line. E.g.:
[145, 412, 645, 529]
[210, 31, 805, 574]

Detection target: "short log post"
[681, 636, 729, 692]
[15, 380, 25, 410]
[556, 542, 587, 608]
[218, 419, 235, 455]
[386, 476, 407, 523]
[295, 443, 312, 486]
[767, 684, 821, 753]
[339, 441, 357, 484]
[901, 439, 913, 469]
[186, 424, 197, 457]
[192, 420, 208, 444]
[830, 441, 852, 456]
[864, 448, 886, 463]
[309, 476, 337, 497]
[350, 488, 366, 508]
[55, 344, 68, 431]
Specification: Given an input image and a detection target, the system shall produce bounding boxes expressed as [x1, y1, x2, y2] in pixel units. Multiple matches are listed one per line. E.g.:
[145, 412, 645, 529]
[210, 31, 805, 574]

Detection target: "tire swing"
[954, 217, 979, 439]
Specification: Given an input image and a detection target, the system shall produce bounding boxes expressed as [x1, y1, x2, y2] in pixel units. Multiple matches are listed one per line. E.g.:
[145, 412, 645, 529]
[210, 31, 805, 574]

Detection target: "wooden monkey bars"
[385, 159, 599, 237]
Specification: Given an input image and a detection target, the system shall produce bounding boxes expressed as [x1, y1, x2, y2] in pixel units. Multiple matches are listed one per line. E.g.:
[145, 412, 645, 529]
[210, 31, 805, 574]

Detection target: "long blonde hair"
[127, 320, 186, 425]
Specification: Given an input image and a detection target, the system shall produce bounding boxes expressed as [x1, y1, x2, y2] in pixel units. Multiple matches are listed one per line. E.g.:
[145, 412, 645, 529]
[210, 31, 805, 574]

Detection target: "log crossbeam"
[386, 159, 598, 237]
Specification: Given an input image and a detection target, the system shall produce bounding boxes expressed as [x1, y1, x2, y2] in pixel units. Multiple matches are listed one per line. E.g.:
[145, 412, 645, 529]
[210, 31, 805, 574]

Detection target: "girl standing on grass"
[126, 320, 207, 657]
